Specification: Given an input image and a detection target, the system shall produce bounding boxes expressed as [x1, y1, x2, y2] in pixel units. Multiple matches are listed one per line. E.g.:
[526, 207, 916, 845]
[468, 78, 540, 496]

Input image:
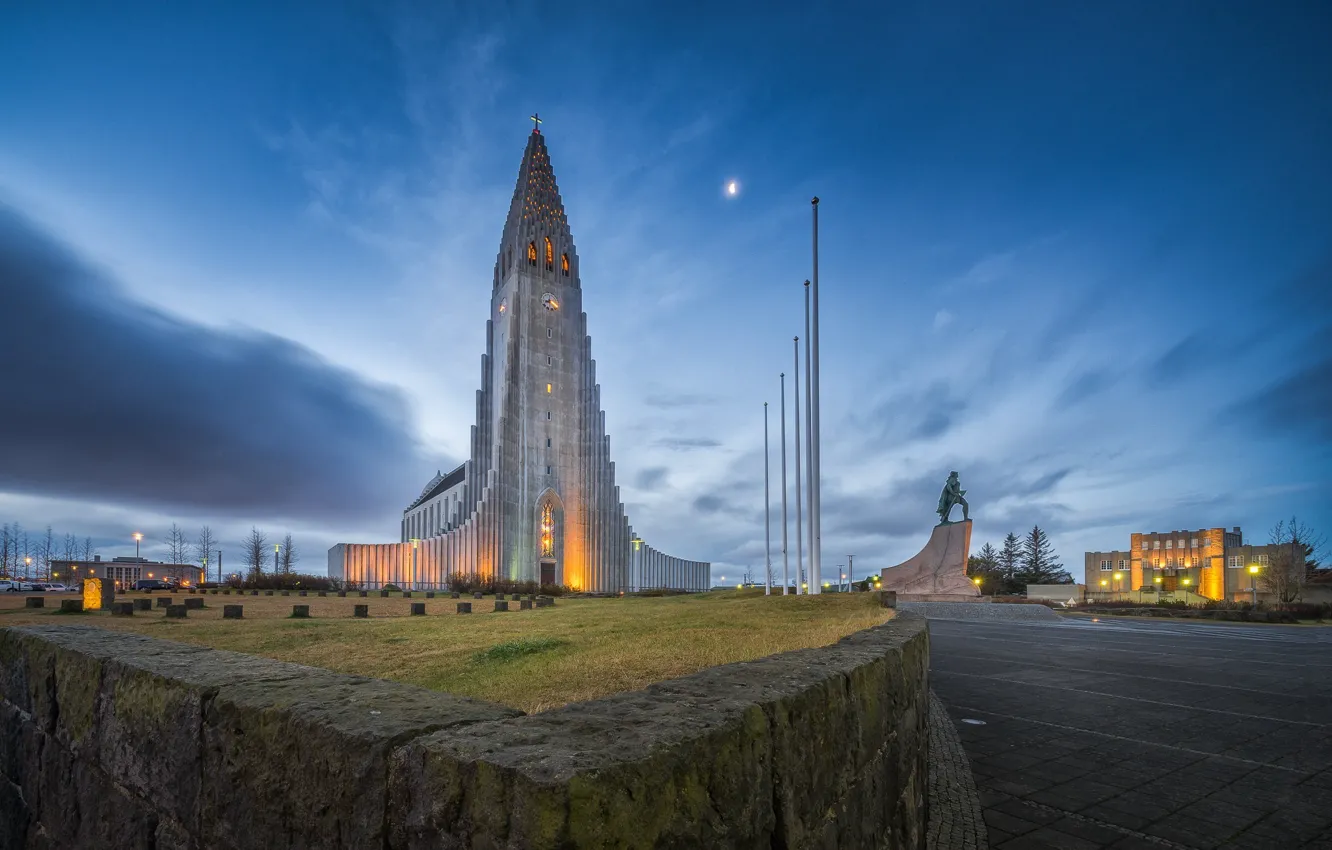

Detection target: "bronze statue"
[936, 471, 969, 524]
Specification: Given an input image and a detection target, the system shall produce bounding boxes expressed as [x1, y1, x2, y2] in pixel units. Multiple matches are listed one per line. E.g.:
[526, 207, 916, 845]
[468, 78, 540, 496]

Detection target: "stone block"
[281, 591, 290, 597]
[879, 519, 978, 597]
[183, 598, 204, 610]
[456, 602, 472, 614]
[410, 603, 426, 616]
[169, 588, 178, 594]
[165, 605, 187, 619]
[379, 590, 389, 598]
[59, 599, 84, 613]
[24, 597, 43, 609]
[111, 602, 134, 617]
[520, 599, 533, 610]
[265, 591, 273, 596]
[291, 605, 310, 619]
[318, 591, 327, 597]
[299, 591, 307, 597]
[210, 589, 218, 595]
[880, 590, 898, 609]
[189, 588, 196, 594]
[402, 591, 412, 598]
[223, 590, 231, 595]
[155, 597, 172, 608]
[495, 593, 505, 601]
[354, 605, 369, 618]
[250, 590, 258, 596]
[133, 598, 152, 611]
[450, 592, 460, 599]
[493, 600, 509, 612]
[359, 590, 368, 597]
[472, 591, 483, 600]
[337, 591, 347, 597]
[223, 605, 243, 620]
[426, 591, 435, 599]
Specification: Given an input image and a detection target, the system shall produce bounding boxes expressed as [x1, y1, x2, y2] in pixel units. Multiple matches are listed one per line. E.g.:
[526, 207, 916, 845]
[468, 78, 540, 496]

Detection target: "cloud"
[1055, 369, 1116, 410]
[654, 436, 722, 450]
[865, 380, 967, 443]
[635, 466, 669, 490]
[1230, 355, 1332, 442]
[932, 309, 954, 330]
[0, 204, 423, 524]
[643, 392, 718, 409]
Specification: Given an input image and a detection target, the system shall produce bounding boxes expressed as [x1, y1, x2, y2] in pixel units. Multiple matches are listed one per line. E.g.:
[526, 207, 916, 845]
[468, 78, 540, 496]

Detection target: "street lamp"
[274, 543, 280, 577]
[1248, 564, 1260, 605]
[1113, 571, 1123, 598]
[972, 576, 982, 590]
[24, 556, 32, 580]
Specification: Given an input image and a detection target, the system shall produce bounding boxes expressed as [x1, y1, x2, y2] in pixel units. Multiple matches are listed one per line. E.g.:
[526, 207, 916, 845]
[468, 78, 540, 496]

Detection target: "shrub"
[472, 638, 567, 664]
[444, 572, 572, 597]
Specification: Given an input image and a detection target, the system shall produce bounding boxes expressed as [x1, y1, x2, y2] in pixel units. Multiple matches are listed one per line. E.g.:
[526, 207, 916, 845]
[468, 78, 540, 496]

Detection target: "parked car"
[0, 580, 19, 592]
[133, 579, 173, 592]
[44, 583, 70, 592]
[2, 581, 38, 592]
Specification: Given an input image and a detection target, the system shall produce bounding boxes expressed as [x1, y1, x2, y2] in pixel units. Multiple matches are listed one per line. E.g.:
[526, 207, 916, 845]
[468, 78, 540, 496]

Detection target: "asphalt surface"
[929, 614, 1332, 850]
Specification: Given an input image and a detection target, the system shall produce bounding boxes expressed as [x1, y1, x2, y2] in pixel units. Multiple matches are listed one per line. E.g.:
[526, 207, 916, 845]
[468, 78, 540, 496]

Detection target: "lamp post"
[24, 556, 32, 581]
[780, 374, 789, 595]
[847, 554, 854, 591]
[973, 576, 983, 593]
[274, 543, 280, 578]
[411, 538, 419, 591]
[763, 401, 772, 596]
[1248, 564, 1260, 605]
[793, 337, 803, 593]
[1113, 571, 1123, 599]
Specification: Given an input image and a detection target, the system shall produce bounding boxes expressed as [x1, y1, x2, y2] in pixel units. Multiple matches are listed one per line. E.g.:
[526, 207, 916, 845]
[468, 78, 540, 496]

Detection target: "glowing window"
[540, 502, 554, 556]
[527, 242, 537, 265]
[545, 237, 554, 269]
[1166, 540, 1173, 549]
[561, 253, 569, 275]
[546, 383, 552, 393]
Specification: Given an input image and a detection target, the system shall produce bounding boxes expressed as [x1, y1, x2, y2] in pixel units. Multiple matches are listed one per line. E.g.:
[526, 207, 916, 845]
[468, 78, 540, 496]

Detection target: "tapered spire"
[494, 125, 578, 289]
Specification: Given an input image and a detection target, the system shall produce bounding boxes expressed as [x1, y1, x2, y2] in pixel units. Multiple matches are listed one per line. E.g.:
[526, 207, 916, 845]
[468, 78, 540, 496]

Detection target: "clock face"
[542, 292, 560, 311]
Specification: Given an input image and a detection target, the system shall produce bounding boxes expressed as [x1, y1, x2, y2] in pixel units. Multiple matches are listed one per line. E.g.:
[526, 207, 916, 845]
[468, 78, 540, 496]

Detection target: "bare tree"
[1, 524, 12, 579]
[242, 528, 268, 581]
[80, 536, 94, 562]
[196, 526, 217, 582]
[164, 523, 190, 566]
[62, 533, 77, 562]
[1261, 516, 1325, 607]
[279, 534, 298, 574]
[40, 525, 55, 581]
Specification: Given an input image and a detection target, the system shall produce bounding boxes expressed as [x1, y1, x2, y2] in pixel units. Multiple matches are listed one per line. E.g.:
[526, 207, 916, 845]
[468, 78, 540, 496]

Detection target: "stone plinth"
[410, 603, 426, 616]
[83, 577, 114, 611]
[291, 605, 310, 619]
[156, 597, 172, 608]
[184, 598, 204, 610]
[353, 605, 369, 618]
[456, 602, 472, 614]
[25, 597, 43, 609]
[223, 605, 244, 619]
[133, 598, 153, 611]
[879, 520, 980, 598]
[165, 605, 187, 619]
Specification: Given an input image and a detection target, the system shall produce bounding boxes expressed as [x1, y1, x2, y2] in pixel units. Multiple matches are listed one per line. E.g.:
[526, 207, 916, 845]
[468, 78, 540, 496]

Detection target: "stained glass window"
[540, 503, 554, 557]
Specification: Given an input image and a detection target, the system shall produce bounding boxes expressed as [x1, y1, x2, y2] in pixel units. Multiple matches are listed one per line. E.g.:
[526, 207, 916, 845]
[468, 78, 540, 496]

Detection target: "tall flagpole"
[763, 401, 772, 595]
[793, 336, 804, 594]
[804, 280, 815, 593]
[780, 373, 789, 595]
[810, 197, 822, 595]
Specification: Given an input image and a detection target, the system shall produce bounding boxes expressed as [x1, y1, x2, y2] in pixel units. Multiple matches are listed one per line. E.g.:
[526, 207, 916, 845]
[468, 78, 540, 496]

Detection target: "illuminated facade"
[1084, 527, 1293, 601]
[329, 124, 709, 592]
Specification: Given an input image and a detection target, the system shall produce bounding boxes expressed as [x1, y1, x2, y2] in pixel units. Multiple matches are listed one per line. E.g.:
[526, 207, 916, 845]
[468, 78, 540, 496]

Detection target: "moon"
[725, 179, 740, 198]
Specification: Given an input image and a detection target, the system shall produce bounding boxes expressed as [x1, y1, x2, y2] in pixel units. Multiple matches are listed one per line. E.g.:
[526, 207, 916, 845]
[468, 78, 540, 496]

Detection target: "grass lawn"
[0, 589, 891, 713]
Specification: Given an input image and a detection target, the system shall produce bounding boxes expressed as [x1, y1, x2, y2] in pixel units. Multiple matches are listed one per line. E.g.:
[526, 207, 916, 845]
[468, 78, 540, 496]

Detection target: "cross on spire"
[530, 113, 542, 134]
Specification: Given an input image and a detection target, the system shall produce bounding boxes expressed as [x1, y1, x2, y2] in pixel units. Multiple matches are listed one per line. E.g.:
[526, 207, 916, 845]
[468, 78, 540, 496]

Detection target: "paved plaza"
[930, 614, 1332, 850]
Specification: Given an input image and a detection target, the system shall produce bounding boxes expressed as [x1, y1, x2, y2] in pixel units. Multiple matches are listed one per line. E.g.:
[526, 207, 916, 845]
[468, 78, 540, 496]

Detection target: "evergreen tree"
[998, 533, 1022, 591]
[967, 542, 1002, 594]
[1018, 525, 1072, 585]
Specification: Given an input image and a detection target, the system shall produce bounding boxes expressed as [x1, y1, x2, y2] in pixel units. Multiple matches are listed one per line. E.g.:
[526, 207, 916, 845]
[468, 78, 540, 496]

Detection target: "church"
[327, 121, 710, 593]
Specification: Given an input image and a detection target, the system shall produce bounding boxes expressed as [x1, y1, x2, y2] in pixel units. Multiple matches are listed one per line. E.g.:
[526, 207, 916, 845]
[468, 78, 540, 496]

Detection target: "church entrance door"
[539, 560, 556, 587]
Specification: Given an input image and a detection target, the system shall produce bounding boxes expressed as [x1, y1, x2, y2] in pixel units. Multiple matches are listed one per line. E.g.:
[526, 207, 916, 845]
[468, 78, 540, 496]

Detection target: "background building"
[49, 556, 203, 589]
[1084, 527, 1293, 602]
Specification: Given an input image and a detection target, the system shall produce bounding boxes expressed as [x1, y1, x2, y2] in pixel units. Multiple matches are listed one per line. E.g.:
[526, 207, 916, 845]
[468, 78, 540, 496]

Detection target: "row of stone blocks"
[89, 598, 557, 619]
[0, 616, 929, 848]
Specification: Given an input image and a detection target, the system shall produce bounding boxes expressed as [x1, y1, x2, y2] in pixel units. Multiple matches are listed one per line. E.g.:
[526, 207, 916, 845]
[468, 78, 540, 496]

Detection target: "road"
[929, 614, 1332, 850]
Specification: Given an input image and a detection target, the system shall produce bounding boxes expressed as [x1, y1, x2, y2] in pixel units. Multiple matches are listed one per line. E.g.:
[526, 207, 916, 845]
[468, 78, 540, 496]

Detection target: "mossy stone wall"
[0, 615, 928, 849]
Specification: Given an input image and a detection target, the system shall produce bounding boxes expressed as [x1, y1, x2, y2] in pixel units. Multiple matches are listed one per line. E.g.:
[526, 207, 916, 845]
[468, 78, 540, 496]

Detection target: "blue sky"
[1, 1, 1329, 581]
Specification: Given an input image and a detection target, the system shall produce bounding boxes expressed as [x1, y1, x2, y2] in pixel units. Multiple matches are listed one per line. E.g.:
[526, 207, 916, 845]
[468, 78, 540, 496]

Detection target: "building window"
[1165, 540, 1173, 549]
[1190, 538, 1198, 548]
[1118, 559, 1126, 570]
[547, 328, 552, 338]
[527, 242, 537, 265]
[546, 383, 552, 393]
[1100, 560, 1111, 571]
[540, 502, 554, 556]
[1258, 554, 1269, 565]
[561, 253, 569, 275]
[1177, 540, 1185, 550]
[546, 437, 551, 447]
[1228, 555, 1241, 568]
[1153, 541, 1160, 549]
[546, 411, 551, 420]
[545, 465, 551, 475]
[545, 237, 554, 270]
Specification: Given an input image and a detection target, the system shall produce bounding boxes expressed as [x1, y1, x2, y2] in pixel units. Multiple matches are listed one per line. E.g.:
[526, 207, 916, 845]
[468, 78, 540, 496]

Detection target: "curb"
[928, 689, 986, 850]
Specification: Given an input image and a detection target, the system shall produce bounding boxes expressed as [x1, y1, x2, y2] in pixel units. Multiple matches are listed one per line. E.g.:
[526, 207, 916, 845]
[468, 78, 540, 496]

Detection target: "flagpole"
[804, 280, 816, 594]
[780, 373, 789, 595]
[764, 402, 772, 595]
[804, 199, 815, 599]
[793, 336, 804, 594]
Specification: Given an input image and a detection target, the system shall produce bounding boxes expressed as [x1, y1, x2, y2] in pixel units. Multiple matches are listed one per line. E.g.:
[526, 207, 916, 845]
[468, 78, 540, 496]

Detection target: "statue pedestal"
[879, 520, 979, 598]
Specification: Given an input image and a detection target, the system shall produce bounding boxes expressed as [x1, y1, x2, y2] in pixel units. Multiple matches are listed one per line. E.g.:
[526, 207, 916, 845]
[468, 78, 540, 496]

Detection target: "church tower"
[328, 121, 709, 594]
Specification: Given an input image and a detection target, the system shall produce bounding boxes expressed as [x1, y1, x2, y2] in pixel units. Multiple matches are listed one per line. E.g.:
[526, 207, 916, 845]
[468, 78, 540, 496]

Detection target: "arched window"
[540, 502, 555, 557]
[527, 242, 537, 265]
[561, 253, 570, 276]
[544, 237, 554, 270]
